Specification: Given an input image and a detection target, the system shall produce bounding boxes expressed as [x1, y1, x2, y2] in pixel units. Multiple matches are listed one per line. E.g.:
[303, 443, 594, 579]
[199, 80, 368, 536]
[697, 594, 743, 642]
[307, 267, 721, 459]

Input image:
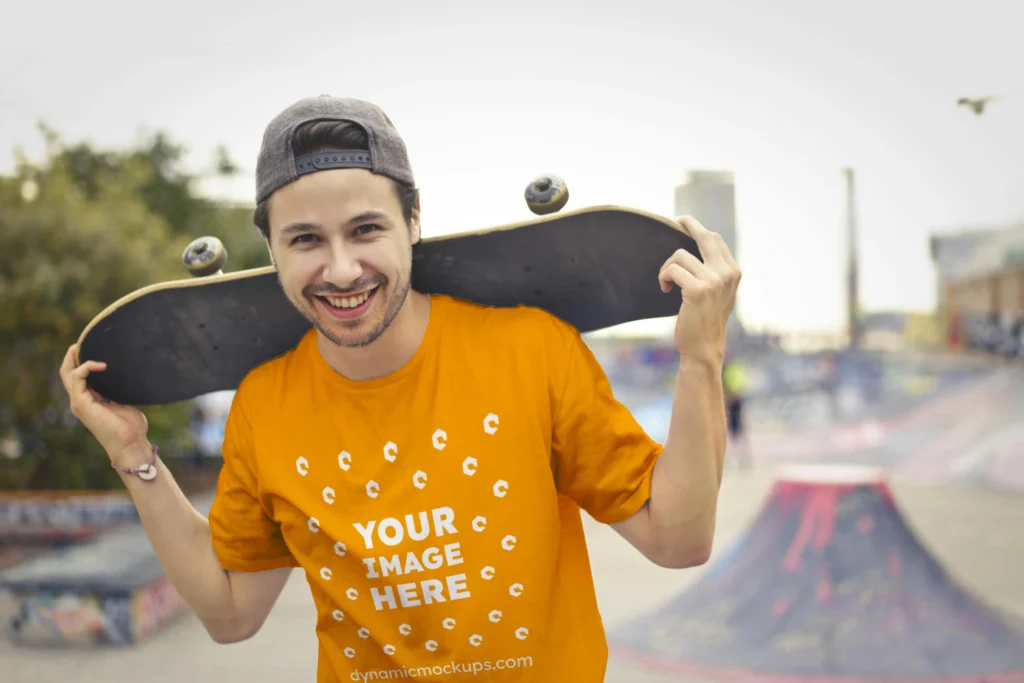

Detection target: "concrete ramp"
[0, 495, 212, 647]
[885, 367, 1024, 491]
[608, 465, 1024, 681]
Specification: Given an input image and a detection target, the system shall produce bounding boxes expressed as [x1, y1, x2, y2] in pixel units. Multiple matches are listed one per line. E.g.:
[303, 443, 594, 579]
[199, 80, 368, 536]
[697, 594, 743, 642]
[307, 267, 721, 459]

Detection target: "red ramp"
[608, 465, 1024, 682]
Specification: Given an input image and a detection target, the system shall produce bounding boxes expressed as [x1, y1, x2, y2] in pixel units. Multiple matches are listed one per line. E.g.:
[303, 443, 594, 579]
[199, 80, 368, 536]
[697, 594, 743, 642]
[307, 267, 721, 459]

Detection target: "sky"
[2, 0, 1022, 337]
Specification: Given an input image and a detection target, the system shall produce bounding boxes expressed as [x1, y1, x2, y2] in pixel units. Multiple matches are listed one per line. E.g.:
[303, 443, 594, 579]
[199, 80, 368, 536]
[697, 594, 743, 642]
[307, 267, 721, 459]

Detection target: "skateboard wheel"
[524, 174, 569, 215]
[182, 236, 227, 277]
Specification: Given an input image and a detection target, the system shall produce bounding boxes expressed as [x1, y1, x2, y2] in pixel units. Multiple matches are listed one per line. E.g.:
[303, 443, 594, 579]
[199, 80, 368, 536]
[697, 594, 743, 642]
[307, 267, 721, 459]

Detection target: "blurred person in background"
[723, 352, 752, 468]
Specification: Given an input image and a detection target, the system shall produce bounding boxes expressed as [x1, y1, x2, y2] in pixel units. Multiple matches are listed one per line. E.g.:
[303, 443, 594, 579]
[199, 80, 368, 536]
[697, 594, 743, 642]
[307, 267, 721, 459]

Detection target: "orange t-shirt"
[208, 294, 662, 682]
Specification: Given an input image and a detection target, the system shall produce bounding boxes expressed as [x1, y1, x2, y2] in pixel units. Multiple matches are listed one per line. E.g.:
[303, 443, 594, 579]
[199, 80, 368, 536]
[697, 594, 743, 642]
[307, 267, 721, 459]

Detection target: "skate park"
[3, 339, 1023, 682]
[4, 4, 1024, 682]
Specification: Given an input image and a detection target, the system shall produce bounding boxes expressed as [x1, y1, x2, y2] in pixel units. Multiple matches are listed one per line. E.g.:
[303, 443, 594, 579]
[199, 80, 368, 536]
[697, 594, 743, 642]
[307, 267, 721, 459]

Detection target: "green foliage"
[0, 124, 266, 490]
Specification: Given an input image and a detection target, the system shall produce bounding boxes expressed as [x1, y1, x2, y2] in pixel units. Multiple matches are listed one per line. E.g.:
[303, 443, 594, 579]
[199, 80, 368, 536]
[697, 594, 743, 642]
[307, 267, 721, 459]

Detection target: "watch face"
[138, 463, 158, 481]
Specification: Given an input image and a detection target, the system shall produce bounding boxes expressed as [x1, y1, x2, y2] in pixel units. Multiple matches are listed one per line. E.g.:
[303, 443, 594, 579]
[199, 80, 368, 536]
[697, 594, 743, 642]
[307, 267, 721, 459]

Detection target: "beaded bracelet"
[111, 444, 159, 481]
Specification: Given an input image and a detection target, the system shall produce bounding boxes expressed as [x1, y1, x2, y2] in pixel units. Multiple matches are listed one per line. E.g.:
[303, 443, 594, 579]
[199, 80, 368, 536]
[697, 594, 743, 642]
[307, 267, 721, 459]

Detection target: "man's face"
[265, 168, 420, 349]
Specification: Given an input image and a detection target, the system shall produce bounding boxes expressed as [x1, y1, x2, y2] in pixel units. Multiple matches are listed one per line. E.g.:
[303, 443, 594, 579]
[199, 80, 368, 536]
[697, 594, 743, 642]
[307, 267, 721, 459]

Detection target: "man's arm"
[611, 215, 740, 568]
[610, 358, 725, 568]
[114, 442, 293, 643]
[203, 568, 293, 643]
[59, 345, 293, 643]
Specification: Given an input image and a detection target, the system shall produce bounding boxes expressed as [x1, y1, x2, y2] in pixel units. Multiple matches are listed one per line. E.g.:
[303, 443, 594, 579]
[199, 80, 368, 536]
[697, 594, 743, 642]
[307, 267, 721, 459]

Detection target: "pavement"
[4, 464, 1024, 683]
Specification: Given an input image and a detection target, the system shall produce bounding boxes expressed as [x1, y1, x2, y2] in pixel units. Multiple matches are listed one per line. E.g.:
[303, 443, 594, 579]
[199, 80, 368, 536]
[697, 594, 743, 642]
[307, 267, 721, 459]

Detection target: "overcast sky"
[3, 0, 1021, 336]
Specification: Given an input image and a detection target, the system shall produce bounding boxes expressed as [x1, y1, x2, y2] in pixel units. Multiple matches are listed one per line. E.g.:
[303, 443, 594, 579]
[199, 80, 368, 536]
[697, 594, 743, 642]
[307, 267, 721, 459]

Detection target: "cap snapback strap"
[295, 151, 373, 176]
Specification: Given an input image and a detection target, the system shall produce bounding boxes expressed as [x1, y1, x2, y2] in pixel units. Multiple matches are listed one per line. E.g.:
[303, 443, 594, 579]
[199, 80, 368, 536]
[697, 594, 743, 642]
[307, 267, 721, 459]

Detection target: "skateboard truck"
[182, 236, 227, 277]
[524, 174, 569, 215]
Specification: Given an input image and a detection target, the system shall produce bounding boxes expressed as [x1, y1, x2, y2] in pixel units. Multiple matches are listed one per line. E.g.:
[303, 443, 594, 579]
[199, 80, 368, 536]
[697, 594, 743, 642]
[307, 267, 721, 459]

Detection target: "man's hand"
[59, 344, 151, 464]
[658, 216, 741, 365]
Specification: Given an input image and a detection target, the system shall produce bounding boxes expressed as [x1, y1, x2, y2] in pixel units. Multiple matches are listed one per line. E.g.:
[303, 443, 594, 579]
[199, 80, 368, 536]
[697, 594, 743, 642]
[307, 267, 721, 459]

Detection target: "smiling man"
[59, 95, 740, 682]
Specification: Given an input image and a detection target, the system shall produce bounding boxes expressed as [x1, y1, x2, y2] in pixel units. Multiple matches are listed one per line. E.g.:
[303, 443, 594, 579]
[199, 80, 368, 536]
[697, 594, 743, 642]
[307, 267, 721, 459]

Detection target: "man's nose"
[322, 243, 363, 288]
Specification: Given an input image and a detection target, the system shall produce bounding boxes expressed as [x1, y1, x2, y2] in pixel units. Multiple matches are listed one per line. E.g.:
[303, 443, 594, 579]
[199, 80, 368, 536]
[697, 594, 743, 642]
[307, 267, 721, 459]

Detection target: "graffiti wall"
[9, 577, 189, 646]
[0, 500, 207, 647]
[132, 576, 188, 641]
[0, 492, 138, 542]
[12, 590, 134, 646]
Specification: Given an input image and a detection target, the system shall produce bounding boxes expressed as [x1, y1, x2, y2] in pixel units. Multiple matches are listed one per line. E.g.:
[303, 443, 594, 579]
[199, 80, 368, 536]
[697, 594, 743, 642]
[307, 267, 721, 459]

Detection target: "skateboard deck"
[76, 205, 700, 406]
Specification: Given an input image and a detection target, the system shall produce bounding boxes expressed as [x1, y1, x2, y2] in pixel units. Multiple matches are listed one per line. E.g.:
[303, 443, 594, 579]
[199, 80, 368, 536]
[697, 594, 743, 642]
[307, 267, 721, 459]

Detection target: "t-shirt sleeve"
[548, 319, 664, 524]
[208, 387, 299, 573]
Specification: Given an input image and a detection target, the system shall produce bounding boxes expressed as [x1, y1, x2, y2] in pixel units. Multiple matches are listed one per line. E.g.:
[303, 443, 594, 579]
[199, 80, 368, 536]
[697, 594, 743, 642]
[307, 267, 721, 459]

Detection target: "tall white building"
[674, 170, 743, 337]
[674, 170, 738, 260]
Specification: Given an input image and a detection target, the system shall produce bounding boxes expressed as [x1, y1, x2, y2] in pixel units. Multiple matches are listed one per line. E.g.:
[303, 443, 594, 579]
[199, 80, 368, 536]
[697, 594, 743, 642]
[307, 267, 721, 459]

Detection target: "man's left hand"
[658, 216, 741, 365]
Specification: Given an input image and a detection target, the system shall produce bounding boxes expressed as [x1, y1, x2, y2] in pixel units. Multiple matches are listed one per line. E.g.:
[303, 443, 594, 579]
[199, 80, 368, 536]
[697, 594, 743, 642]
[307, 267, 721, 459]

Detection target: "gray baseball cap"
[254, 94, 415, 205]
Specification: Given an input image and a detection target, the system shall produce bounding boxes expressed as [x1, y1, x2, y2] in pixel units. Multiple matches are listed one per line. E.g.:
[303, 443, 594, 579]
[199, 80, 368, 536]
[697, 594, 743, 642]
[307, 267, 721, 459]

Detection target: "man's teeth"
[325, 289, 373, 309]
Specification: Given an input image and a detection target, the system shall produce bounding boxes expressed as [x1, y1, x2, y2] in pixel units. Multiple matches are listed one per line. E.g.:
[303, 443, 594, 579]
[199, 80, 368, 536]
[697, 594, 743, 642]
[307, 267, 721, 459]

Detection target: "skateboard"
[76, 176, 701, 406]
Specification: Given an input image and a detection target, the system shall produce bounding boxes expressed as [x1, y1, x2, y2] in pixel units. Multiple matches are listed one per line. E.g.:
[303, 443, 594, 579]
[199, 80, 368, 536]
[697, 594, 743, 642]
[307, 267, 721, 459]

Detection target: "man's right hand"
[60, 344, 150, 462]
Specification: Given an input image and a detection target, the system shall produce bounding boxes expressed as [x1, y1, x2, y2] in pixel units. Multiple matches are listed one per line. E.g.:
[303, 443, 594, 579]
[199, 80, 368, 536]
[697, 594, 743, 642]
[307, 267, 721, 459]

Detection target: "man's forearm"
[114, 442, 238, 624]
[646, 357, 727, 564]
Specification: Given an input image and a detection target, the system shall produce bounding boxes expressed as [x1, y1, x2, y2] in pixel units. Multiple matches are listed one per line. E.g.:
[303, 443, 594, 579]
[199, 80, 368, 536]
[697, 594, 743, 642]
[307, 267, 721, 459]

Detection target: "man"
[722, 354, 753, 468]
[60, 95, 740, 681]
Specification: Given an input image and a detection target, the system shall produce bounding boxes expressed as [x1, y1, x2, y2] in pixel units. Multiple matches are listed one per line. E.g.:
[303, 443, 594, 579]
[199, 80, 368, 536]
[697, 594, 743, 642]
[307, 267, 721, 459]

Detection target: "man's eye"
[355, 223, 381, 235]
[291, 234, 317, 245]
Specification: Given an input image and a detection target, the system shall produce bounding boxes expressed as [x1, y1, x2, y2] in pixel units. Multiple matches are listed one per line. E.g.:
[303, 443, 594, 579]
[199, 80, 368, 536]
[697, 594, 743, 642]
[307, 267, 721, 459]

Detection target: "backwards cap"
[255, 94, 415, 204]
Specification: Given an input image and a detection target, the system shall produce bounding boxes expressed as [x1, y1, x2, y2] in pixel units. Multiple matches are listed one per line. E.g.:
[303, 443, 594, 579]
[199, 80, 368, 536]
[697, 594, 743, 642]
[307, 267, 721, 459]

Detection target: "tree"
[0, 125, 267, 490]
[48, 125, 270, 272]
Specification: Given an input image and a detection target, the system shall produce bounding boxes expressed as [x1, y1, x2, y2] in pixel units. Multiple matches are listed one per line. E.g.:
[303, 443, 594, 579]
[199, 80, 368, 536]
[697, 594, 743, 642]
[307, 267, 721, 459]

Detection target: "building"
[930, 221, 1024, 353]
[674, 170, 738, 259]
[674, 170, 744, 338]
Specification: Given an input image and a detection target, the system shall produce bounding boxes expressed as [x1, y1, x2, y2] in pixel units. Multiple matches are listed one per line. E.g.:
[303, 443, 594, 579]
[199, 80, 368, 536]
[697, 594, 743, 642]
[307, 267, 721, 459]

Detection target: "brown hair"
[252, 120, 419, 239]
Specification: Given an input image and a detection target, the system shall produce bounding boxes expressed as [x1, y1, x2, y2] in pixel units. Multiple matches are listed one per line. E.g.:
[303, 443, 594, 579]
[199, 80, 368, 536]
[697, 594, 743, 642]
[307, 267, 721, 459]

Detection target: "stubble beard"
[278, 264, 413, 350]
[316, 274, 412, 349]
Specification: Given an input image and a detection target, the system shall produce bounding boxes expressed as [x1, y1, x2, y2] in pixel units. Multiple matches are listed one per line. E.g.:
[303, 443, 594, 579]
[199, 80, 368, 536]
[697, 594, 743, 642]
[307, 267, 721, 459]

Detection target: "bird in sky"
[956, 96, 996, 115]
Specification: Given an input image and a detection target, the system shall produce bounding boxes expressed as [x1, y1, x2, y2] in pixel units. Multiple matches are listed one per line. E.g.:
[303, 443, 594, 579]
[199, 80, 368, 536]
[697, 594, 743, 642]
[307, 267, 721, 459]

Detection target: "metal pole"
[844, 167, 860, 348]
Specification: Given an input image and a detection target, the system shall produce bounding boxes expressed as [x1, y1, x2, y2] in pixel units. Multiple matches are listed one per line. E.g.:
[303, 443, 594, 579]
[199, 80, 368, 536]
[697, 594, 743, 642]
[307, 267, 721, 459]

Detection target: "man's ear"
[264, 236, 277, 267]
[409, 196, 422, 245]
[256, 200, 277, 268]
